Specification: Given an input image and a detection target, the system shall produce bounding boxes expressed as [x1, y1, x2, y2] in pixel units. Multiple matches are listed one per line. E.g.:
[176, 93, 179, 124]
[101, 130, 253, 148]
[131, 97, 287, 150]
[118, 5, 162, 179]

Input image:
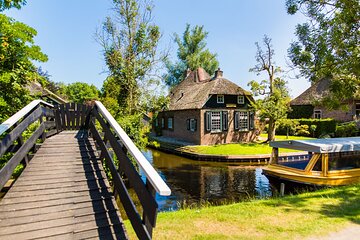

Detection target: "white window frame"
[161, 118, 165, 128]
[211, 111, 222, 133]
[356, 103, 360, 116]
[168, 117, 173, 129]
[238, 111, 249, 131]
[314, 110, 322, 119]
[217, 95, 224, 103]
[237, 95, 245, 104]
[190, 119, 196, 132]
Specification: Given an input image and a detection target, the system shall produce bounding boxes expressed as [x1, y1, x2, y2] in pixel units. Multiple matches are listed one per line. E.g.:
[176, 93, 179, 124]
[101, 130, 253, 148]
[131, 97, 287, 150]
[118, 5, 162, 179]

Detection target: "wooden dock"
[0, 131, 128, 240]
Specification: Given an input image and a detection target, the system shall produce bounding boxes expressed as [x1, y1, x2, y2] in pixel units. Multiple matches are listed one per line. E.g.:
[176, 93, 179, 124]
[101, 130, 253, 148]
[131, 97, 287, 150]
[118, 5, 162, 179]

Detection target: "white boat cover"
[270, 137, 360, 153]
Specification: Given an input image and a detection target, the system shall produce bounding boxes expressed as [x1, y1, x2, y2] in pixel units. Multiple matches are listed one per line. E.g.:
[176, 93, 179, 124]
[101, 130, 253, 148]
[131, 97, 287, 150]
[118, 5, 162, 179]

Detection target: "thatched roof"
[290, 78, 331, 106]
[169, 68, 252, 110]
[27, 81, 68, 104]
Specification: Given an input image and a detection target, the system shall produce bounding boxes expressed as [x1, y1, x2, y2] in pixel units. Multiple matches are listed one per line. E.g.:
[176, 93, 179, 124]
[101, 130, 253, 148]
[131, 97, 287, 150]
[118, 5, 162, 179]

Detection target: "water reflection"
[142, 148, 272, 211]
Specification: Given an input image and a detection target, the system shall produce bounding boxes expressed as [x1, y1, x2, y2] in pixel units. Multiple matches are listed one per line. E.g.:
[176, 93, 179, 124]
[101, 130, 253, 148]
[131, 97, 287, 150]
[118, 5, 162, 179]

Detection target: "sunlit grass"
[183, 135, 315, 155]
[124, 183, 360, 240]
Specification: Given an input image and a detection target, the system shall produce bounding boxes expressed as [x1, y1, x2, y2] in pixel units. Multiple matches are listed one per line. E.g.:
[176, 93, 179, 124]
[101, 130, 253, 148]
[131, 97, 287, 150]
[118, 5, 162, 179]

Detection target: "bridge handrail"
[0, 100, 53, 136]
[94, 101, 171, 196]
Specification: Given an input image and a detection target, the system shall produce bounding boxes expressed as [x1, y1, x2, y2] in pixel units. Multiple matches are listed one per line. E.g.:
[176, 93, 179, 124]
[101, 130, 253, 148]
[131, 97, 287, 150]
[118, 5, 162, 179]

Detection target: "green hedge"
[276, 118, 336, 137]
[335, 122, 358, 137]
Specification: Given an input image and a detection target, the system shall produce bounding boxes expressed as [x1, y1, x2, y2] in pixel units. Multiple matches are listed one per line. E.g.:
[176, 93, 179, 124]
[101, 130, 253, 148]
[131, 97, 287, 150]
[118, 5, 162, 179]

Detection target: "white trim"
[0, 100, 53, 136]
[237, 95, 245, 104]
[94, 101, 171, 196]
[217, 95, 224, 103]
[314, 109, 322, 119]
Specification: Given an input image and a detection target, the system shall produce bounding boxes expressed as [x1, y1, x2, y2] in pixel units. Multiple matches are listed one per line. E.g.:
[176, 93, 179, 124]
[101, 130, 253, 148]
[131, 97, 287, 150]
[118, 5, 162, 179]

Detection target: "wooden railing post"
[143, 180, 157, 238]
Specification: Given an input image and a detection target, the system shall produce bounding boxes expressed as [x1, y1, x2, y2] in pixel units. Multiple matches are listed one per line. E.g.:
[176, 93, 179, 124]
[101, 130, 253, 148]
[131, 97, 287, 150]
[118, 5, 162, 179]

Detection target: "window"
[238, 95, 245, 104]
[211, 112, 221, 132]
[186, 119, 197, 132]
[314, 110, 322, 119]
[217, 95, 224, 103]
[155, 118, 158, 127]
[205, 111, 228, 133]
[234, 111, 249, 131]
[161, 118, 165, 128]
[168, 117, 173, 129]
[356, 103, 360, 117]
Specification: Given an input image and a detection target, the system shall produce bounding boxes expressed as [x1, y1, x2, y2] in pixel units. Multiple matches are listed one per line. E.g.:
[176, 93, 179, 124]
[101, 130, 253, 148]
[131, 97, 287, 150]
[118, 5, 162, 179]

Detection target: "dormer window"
[217, 95, 224, 103]
[238, 95, 245, 104]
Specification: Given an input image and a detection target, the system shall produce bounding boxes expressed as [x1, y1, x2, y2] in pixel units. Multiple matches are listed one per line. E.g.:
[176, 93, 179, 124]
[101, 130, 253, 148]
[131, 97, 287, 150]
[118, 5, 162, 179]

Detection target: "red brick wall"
[156, 109, 257, 145]
[159, 110, 201, 144]
[314, 104, 355, 122]
[199, 109, 257, 145]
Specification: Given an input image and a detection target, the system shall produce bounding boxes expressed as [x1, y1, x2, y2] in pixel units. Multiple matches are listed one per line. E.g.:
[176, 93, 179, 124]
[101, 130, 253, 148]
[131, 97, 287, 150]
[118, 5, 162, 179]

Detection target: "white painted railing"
[94, 101, 171, 196]
[0, 100, 53, 136]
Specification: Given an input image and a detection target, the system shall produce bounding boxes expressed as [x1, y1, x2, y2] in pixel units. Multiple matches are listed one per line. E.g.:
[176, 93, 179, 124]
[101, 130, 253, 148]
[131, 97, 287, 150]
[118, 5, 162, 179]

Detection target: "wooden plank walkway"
[0, 131, 128, 240]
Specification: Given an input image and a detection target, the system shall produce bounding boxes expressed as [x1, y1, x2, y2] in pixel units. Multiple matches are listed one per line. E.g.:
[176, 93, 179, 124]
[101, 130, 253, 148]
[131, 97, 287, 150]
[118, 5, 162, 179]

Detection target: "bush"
[276, 118, 336, 137]
[335, 122, 358, 137]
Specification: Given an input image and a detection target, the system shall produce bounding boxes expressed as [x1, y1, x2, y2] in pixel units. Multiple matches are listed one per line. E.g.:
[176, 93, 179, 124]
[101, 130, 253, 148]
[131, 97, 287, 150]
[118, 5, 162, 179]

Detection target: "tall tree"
[286, 0, 360, 106]
[96, 0, 163, 115]
[248, 35, 291, 142]
[164, 24, 219, 87]
[65, 82, 99, 104]
[0, 13, 47, 121]
[0, 0, 26, 11]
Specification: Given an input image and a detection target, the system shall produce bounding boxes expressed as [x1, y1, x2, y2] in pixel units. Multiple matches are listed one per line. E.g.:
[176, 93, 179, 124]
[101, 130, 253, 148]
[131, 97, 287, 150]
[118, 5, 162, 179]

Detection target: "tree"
[97, 0, 167, 148]
[64, 82, 99, 104]
[0, 0, 26, 11]
[286, 0, 360, 106]
[164, 24, 219, 87]
[96, 0, 163, 115]
[248, 35, 291, 142]
[0, 13, 47, 121]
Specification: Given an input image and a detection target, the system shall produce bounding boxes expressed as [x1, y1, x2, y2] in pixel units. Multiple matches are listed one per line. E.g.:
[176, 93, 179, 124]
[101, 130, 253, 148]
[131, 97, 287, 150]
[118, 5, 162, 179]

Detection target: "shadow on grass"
[263, 184, 360, 224]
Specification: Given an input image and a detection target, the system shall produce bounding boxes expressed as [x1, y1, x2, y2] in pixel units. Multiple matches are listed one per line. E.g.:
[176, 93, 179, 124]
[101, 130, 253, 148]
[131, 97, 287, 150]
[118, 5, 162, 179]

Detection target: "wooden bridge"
[0, 100, 171, 239]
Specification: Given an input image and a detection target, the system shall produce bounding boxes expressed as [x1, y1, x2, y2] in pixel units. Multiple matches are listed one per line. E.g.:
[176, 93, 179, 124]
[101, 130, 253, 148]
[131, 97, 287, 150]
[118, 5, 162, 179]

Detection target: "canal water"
[142, 148, 272, 212]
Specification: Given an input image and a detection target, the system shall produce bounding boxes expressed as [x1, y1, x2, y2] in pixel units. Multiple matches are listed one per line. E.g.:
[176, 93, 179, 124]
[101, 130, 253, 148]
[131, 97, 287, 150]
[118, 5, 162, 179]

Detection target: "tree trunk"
[266, 118, 276, 142]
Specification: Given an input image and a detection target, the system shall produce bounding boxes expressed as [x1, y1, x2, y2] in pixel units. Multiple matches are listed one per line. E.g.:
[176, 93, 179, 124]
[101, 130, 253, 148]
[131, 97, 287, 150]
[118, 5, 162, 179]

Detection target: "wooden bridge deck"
[0, 131, 128, 240]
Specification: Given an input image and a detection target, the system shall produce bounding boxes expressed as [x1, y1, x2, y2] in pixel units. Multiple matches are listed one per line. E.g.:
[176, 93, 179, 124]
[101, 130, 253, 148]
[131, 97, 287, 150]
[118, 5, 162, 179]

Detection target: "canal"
[142, 148, 272, 211]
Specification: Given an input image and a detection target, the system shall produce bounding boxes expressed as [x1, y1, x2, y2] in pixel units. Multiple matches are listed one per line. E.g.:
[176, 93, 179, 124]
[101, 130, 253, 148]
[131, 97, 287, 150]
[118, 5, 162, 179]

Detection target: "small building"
[289, 78, 360, 122]
[154, 68, 257, 145]
[27, 81, 68, 105]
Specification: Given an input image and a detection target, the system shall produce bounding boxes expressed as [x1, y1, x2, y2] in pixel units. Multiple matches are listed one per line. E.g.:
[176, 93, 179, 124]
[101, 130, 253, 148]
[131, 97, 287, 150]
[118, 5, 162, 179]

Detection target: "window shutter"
[186, 119, 190, 130]
[222, 111, 228, 131]
[234, 111, 239, 130]
[249, 112, 254, 130]
[194, 119, 197, 131]
[205, 111, 211, 131]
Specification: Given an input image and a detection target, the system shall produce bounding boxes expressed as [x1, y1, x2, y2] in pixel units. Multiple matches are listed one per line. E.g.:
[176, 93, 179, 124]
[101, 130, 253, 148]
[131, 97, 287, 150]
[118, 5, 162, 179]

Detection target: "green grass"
[183, 135, 315, 155]
[124, 183, 360, 239]
[259, 134, 315, 141]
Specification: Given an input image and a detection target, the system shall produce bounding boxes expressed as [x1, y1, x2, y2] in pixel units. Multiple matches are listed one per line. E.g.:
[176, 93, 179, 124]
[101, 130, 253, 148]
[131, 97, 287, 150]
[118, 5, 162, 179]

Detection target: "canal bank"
[149, 135, 306, 164]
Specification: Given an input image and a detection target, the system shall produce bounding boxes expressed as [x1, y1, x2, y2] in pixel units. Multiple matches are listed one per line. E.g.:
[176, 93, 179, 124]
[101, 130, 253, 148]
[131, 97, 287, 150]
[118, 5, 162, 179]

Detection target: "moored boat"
[262, 137, 360, 186]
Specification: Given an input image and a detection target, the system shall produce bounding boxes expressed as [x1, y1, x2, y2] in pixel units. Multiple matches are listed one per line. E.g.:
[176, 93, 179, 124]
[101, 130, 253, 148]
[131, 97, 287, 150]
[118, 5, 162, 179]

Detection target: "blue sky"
[5, 0, 310, 98]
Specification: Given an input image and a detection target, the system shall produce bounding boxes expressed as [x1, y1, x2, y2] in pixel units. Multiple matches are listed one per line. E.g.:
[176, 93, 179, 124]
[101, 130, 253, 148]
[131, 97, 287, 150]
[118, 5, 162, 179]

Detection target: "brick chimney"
[214, 68, 223, 78]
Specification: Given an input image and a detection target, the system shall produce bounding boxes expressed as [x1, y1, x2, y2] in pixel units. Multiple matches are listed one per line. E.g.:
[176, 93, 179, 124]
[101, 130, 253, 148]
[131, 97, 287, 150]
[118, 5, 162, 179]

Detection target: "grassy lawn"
[183, 135, 315, 155]
[259, 134, 315, 141]
[125, 183, 360, 239]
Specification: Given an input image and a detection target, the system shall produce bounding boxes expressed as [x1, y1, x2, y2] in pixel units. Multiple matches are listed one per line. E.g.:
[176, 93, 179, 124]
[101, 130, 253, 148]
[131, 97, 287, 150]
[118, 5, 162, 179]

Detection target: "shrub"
[295, 125, 310, 136]
[335, 122, 358, 137]
[275, 118, 336, 137]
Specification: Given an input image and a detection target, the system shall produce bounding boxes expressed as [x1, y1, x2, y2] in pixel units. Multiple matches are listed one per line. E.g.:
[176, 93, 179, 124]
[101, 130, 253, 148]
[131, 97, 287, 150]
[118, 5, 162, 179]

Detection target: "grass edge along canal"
[124, 183, 360, 239]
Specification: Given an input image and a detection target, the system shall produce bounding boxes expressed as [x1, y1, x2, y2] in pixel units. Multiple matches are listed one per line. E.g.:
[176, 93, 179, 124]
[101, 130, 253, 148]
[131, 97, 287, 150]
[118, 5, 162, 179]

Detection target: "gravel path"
[309, 223, 360, 240]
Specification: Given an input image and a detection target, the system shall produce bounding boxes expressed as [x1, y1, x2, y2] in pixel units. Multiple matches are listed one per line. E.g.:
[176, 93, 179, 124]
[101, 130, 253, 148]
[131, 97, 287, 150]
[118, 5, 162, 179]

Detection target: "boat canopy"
[270, 137, 360, 153]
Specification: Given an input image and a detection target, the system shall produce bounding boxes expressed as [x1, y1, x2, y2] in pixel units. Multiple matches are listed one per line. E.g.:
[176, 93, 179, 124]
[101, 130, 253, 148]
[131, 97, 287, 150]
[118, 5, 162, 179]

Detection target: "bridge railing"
[89, 101, 171, 239]
[0, 100, 56, 190]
